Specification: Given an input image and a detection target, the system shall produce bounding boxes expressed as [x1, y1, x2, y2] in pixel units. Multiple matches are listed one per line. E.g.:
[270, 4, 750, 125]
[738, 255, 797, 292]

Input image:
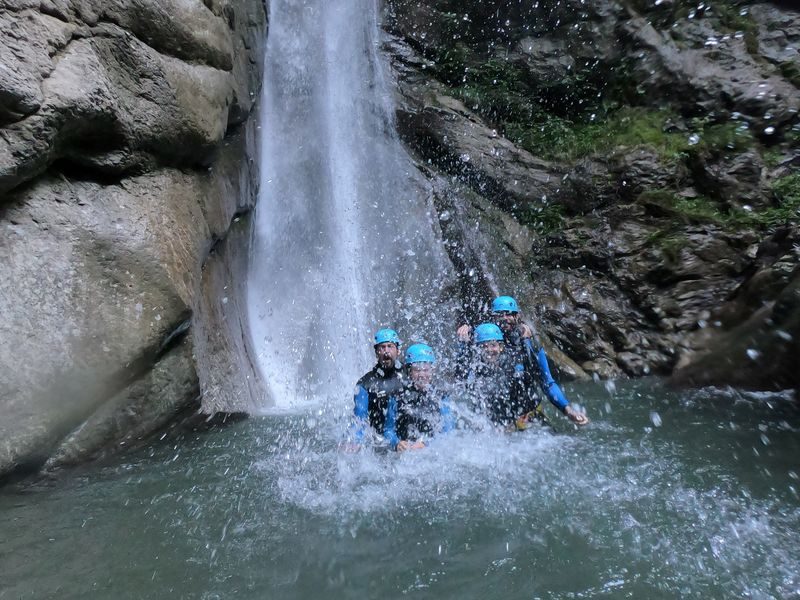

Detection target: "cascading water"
[247, 0, 455, 408]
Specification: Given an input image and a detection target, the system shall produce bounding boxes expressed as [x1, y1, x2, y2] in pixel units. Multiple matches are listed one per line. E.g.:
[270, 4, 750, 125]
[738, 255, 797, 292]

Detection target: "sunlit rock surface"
[384, 0, 799, 389]
[0, 0, 266, 479]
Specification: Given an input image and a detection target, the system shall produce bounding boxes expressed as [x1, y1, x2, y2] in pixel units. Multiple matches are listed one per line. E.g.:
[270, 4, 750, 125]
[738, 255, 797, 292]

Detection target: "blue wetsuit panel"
[383, 396, 400, 449]
[439, 395, 456, 433]
[351, 385, 370, 441]
[530, 343, 570, 411]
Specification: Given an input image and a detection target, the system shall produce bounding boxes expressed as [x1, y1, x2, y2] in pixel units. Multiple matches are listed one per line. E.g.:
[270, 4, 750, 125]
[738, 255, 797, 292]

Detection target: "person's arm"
[527, 341, 589, 425]
[439, 394, 456, 433]
[383, 396, 400, 449]
[349, 385, 369, 441]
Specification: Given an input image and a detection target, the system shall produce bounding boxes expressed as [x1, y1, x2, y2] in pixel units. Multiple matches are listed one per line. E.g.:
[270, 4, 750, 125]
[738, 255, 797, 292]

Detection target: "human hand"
[397, 440, 426, 451]
[518, 323, 533, 339]
[456, 324, 472, 342]
[564, 405, 589, 426]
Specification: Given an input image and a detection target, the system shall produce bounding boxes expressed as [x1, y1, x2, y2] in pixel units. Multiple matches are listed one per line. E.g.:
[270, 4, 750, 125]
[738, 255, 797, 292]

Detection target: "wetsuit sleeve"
[383, 396, 399, 449]
[528, 341, 570, 411]
[439, 394, 455, 433]
[350, 385, 369, 441]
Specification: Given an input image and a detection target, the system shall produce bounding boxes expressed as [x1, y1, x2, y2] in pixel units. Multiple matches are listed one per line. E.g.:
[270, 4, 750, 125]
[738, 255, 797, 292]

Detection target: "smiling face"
[408, 363, 433, 391]
[479, 340, 503, 364]
[493, 311, 518, 334]
[374, 342, 400, 370]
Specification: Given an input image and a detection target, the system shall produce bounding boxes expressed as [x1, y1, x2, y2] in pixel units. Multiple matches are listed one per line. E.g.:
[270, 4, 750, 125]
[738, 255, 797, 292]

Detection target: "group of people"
[347, 295, 589, 452]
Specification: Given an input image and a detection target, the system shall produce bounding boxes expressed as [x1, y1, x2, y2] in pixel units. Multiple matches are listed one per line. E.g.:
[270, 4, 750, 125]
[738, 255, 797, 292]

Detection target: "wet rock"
[609, 148, 688, 203]
[394, 58, 564, 215]
[0, 10, 73, 123]
[581, 360, 621, 380]
[750, 3, 800, 75]
[616, 352, 649, 377]
[620, 14, 800, 135]
[44, 337, 199, 468]
[671, 271, 800, 392]
[692, 150, 768, 209]
[515, 37, 575, 85]
[558, 158, 616, 214]
[0, 0, 267, 479]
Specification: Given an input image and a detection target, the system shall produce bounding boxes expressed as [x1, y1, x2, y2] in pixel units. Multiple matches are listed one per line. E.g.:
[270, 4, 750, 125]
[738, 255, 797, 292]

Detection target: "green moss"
[778, 61, 800, 89]
[712, 2, 760, 55]
[691, 120, 757, 156]
[637, 190, 726, 224]
[518, 202, 565, 234]
[505, 108, 684, 162]
[434, 42, 472, 86]
[645, 228, 689, 263]
[762, 174, 800, 225]
[638, 179, 800, 231]
[453, 58, 537, 123]
[504, 108, 757, 163]
[763, 149, 785, 168]
[659, 234, 688, 264]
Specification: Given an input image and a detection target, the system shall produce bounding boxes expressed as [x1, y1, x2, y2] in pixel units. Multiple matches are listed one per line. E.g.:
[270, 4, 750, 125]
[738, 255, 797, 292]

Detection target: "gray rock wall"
[384, 0, 799, 389]
[0, 0, 267, 479]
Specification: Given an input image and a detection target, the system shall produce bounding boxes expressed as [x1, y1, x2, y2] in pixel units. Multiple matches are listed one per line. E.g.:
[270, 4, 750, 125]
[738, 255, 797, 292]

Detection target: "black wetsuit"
[466, 354, 540, 427]
[395, 386, 452, 441]
[352, 363, 405, 439]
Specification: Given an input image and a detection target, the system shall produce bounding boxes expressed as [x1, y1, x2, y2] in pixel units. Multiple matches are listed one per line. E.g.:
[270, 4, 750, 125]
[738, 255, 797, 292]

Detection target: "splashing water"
[2, 382, 798, 598]
[247, 0, 455, 409]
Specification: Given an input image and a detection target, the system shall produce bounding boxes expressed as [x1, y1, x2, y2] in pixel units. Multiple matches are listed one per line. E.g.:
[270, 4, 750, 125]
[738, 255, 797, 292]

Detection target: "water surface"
[2, 381, 798, 599]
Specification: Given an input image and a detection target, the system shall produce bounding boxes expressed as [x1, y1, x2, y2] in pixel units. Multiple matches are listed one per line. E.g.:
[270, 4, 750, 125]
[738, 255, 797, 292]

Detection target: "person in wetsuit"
[459, 296, 589, 426]
[348, 328, 406, 447]
[463, 323, 542, 429]
[384, 343, 455, 451]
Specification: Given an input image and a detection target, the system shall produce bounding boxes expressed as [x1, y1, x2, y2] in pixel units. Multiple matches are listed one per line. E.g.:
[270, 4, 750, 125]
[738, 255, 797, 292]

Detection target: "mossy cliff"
[385, 0, 800, 390]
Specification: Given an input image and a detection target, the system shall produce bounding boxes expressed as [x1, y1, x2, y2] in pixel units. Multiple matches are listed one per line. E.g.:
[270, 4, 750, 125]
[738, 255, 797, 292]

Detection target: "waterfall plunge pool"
[1, 381, 798, 599]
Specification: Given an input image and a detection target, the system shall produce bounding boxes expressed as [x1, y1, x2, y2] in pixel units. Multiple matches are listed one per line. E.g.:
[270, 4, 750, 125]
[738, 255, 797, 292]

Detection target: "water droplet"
[764, 126, 775, 135]
[746, 348, 760, 360]
[650, 411, 662, 427]
[688, 133, 701, 145]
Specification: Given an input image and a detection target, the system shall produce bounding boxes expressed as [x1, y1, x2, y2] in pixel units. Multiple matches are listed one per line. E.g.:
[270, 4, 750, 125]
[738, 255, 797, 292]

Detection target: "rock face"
[384, 0, 799, 389]
[0, 0, 266, 479]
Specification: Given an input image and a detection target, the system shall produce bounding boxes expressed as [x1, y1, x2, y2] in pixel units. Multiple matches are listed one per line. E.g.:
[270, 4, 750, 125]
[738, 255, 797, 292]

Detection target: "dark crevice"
[207, 206, 255, 257]
[48, 158, 133, 187]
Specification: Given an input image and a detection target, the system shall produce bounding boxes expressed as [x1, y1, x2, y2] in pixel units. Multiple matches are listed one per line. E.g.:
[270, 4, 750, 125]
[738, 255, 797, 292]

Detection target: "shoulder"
[357, 366, 379, 387]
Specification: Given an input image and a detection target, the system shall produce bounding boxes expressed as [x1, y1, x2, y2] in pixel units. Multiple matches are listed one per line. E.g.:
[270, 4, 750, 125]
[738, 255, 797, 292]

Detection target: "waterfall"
[247, 0, 455, 408]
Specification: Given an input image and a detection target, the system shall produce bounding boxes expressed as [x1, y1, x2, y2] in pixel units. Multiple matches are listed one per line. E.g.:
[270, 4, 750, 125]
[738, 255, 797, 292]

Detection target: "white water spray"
[247, 0, 455, 408]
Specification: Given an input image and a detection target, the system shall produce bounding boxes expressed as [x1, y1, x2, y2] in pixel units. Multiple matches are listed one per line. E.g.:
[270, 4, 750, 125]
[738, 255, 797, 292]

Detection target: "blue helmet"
[374, 328, 401, 346]
[492, 295, 519, 314]
[405, 343, 436, 365]
[474, 323, 504, 344]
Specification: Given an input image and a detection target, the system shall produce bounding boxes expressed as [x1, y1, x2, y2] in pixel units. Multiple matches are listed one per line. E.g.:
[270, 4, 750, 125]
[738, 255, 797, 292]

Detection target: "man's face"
[374, 342, 400, 369]
[409, 363, 433, 391]
[479, 340, 503, 364]
[493, 311, 518, 334]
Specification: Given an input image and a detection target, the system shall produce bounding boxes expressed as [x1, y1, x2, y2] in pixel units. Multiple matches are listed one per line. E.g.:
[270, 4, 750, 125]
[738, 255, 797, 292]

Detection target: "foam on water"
[248, 383, 800, 597]
[1, 383, 798, 598]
